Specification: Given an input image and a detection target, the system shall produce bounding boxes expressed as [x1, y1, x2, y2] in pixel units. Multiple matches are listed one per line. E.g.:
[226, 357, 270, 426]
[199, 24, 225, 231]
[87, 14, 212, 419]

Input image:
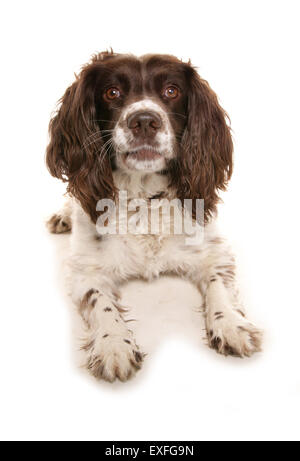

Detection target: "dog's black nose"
[127, 111, 162, 138]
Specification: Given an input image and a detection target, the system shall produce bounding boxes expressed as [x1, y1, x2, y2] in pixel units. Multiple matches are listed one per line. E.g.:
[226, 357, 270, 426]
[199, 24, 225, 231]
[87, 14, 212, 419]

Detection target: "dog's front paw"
[46, 213, 72, 234]
[207, 310, 263, 358]
[82, 335, 144, 382]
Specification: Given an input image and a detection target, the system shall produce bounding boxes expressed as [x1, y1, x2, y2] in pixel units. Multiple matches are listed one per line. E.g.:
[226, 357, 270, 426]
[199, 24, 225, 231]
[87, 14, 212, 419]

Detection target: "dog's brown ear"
[46, 64, 115, 222]
[46, 80, 80, 181]
[170, 66, 233, 221]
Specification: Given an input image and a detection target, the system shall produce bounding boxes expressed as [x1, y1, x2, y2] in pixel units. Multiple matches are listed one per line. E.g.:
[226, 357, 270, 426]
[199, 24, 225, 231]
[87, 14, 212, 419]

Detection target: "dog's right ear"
[45, 62, 116, 223]
[46, 80, 80, 181]
[46, 51, 117, 182]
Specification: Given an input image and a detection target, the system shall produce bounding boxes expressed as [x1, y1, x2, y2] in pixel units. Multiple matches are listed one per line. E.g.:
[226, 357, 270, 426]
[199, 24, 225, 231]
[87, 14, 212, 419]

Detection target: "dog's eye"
[163, 86, 179, 99]
[104, 87, 121, 100]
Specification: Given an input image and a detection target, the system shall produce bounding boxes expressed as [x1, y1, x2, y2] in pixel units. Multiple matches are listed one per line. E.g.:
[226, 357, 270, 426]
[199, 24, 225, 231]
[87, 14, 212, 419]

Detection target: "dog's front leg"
[184, 242, 263, 357]
[204, 274, 262, 357]
[72, 274, 143, 382]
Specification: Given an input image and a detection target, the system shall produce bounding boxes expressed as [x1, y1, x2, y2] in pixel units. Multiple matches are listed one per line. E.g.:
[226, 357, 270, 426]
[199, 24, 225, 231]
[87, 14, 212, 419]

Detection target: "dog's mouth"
[117, 144, 166, 171]
[124, 147, 162, 162]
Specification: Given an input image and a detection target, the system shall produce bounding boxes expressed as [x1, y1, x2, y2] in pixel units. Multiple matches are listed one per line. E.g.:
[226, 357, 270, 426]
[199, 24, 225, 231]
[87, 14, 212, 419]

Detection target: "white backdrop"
[1, 0, 300, 441]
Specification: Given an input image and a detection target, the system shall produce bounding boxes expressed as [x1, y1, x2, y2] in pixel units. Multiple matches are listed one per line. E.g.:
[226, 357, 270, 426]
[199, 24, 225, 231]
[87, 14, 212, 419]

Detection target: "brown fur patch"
[80, 339, 95, 352]
[79, 289, 100, 323]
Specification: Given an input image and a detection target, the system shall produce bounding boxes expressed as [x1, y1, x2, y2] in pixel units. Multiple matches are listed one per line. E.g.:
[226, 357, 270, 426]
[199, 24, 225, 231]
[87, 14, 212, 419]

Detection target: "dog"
[46, 51, 262, 382]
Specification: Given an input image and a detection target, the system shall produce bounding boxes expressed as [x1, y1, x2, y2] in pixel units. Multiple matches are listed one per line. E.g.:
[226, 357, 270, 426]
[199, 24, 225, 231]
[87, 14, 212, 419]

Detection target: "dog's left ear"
[172, 66, 233, 221]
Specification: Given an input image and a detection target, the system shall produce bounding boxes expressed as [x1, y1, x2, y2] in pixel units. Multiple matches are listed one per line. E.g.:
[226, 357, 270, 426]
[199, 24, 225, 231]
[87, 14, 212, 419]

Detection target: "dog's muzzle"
[113, 99, 175, 171]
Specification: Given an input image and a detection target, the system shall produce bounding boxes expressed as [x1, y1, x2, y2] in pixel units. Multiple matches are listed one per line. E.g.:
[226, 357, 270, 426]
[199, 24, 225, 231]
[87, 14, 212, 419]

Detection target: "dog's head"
[46, 51, 233, 222]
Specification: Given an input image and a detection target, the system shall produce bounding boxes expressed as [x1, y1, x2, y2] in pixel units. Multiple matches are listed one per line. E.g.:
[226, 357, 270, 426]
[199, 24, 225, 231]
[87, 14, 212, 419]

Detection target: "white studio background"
[0, 0, 299, 441]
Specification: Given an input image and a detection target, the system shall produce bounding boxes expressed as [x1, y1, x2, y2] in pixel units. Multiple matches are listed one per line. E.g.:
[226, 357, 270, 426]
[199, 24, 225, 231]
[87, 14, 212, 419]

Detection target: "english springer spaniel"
[46, 51, 262, 382]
